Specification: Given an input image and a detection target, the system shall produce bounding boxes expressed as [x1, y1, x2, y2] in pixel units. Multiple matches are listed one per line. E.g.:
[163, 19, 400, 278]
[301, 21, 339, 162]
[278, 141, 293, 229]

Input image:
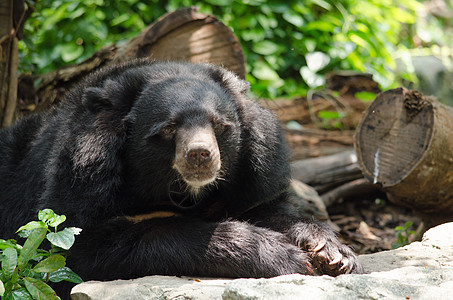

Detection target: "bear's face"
[125, 72, 242, 206]
[173, 122, 221, 192]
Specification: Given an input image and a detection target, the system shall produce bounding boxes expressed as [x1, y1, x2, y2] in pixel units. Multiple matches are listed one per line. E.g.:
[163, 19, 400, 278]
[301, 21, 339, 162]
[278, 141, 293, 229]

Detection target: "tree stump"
[354, 87, 453, 216]
[17, 7, 245, 118]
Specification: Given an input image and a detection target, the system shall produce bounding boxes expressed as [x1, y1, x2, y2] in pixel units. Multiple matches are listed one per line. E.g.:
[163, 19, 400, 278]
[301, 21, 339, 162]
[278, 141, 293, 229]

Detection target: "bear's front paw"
[286, 221, 363, 276]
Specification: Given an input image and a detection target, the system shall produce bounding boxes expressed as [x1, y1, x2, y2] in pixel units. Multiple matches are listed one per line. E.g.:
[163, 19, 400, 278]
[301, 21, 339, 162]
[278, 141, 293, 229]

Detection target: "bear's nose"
[185, 145, 212, 167]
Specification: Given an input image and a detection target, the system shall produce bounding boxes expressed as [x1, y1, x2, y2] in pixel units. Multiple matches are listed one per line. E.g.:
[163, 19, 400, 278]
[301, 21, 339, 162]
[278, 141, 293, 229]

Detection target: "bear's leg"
[68, 216, 313, 282]
[239, 201, 364, 276]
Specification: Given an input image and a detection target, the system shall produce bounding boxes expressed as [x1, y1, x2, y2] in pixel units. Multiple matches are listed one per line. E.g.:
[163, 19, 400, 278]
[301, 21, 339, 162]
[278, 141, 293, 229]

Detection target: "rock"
[71, 222, 453, 300]
[70, 276, 230, 300]
[358, 222, 453, 273]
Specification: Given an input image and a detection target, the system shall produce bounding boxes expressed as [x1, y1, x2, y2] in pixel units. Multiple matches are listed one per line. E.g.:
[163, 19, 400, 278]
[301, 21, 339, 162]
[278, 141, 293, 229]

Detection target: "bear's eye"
[212, 117, 232, 134]
[161, 125, 176, 138]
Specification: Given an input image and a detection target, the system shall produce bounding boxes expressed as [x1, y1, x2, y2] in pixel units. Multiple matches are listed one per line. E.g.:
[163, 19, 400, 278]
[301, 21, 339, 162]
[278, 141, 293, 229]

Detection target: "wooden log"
[285, 128, 355, 160]
[259, 95, 366, 130]
[325, 71, 381, 95]
[320, 178, 380, 208]
[112, 7, 245, 76]
[354, 87, 453, 215]
[17, 7, 245, 117]
[290, 149, 364, 193]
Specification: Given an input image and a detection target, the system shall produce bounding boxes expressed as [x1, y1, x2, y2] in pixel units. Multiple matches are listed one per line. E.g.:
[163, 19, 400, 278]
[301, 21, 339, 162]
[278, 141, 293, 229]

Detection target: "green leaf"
[46, 228, 76, 250]
[252, 61, 281, 81]
[69, 227, 82, 236]
[0, 280, 4, 296]
[38, 210, 66, 228]
[310, 0, 332, 10]
[391, 7, 416, 23]
[38, 209, 55, 222]
[11, 267, 19, 284]
[110, 14, 130, 26]
[204, 0, 232, 5]
[300, 66, 324, 88]
[16, 221, 47, 234]
[2, 247, 18, 280]
[60, 43, 84, 62]
[0, 239, 17, 250]
[305, 51, 330, 72]
[10, 287, 33, 300]
[48, 267, 83, 284]
[32, 255, 66, 273]
[354, 91, 376, 102]
[23, 277, 60, 300]
[252, 40, 281, 56]
[18, 228, 47, 271]
[283, 11, 304, 27]
[18, 230, 33, 239]
[305, 20, 335, 31]
[318, 110, 343, 120]
[257, 14, 278, 29]
[268, 3, 290, 13]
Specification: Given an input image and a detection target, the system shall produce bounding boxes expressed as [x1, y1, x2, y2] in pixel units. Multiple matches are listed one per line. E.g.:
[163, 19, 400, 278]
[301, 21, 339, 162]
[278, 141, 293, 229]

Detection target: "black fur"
[0, 60, 362, 297]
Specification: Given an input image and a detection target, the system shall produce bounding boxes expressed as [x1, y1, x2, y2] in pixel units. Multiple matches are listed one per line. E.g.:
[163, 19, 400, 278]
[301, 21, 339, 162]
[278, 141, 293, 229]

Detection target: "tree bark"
[17, 7, 245, 117]
[285, 128, 355, 160]
[259, 94, 366, 130]
[0, 0, 30, 128]
[0, 0, 16, 127]
[291, 149, 363, 193]
[354, 87, 453, 216]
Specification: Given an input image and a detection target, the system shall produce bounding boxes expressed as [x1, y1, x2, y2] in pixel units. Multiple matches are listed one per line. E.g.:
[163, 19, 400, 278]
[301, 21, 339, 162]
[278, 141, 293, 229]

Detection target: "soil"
[329, 194, 422, 254]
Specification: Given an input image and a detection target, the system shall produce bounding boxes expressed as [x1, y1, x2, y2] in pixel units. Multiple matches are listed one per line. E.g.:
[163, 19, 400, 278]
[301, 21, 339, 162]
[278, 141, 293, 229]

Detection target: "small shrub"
[392, 221, 416, 249]
[0, 209, 82, 299]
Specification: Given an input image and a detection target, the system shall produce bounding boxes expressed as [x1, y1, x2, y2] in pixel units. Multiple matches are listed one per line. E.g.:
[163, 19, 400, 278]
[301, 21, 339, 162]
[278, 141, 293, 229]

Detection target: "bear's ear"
[82, 79, 129, 112]
[209, 66, 250, 96]
[82, 87, 111, 112]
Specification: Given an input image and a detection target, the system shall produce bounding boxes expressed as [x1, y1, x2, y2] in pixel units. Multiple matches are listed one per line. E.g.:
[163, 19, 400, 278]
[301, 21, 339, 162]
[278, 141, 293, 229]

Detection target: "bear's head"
[124, 62, 249, 208]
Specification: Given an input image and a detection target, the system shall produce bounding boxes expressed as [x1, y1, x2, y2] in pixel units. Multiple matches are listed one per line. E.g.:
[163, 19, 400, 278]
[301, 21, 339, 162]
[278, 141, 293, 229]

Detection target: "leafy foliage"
[20, 0, 423, 98]
[0, 209, 82, 299]
[392, 221, 416, 249]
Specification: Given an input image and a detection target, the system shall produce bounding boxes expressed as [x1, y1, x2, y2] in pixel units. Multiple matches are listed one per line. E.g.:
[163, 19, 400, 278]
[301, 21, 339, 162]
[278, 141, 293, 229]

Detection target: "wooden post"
[354, 87, 453, 216]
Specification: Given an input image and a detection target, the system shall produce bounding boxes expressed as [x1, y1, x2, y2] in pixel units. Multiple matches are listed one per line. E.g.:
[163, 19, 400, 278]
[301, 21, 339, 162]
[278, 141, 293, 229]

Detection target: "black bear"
[0, 60, 362, 294]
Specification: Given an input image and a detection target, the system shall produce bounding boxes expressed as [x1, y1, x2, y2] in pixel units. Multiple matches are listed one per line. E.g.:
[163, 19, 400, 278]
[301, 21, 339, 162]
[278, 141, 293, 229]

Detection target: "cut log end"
[355, 87, 453, 216]
[354, 87, 434, 187]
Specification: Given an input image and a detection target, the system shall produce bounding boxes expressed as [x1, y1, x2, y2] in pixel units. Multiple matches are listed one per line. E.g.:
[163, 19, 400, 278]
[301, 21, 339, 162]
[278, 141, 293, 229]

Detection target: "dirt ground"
[329, 194, 422, 254]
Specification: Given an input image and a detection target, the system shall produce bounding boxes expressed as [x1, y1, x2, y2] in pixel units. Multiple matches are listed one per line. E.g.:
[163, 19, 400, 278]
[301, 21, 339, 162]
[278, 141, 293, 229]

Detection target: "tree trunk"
[0, 0, 30, 128]
[354, 87, 453, 216]
[17, 7, 245, 117]
[0, 0, 16, 127]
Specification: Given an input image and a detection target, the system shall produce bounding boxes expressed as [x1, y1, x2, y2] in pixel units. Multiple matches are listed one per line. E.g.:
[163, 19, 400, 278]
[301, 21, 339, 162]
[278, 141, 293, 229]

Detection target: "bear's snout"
[185, 143, 212, 167]
[174, 125, 221, 189]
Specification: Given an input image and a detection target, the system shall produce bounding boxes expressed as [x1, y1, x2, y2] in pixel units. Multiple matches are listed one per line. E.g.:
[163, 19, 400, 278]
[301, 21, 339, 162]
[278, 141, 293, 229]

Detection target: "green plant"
[392, 221, 416, 249]
[19, 0, 423, 99]
[0, 209, 83, 299]
[317, 110, 345, 129]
